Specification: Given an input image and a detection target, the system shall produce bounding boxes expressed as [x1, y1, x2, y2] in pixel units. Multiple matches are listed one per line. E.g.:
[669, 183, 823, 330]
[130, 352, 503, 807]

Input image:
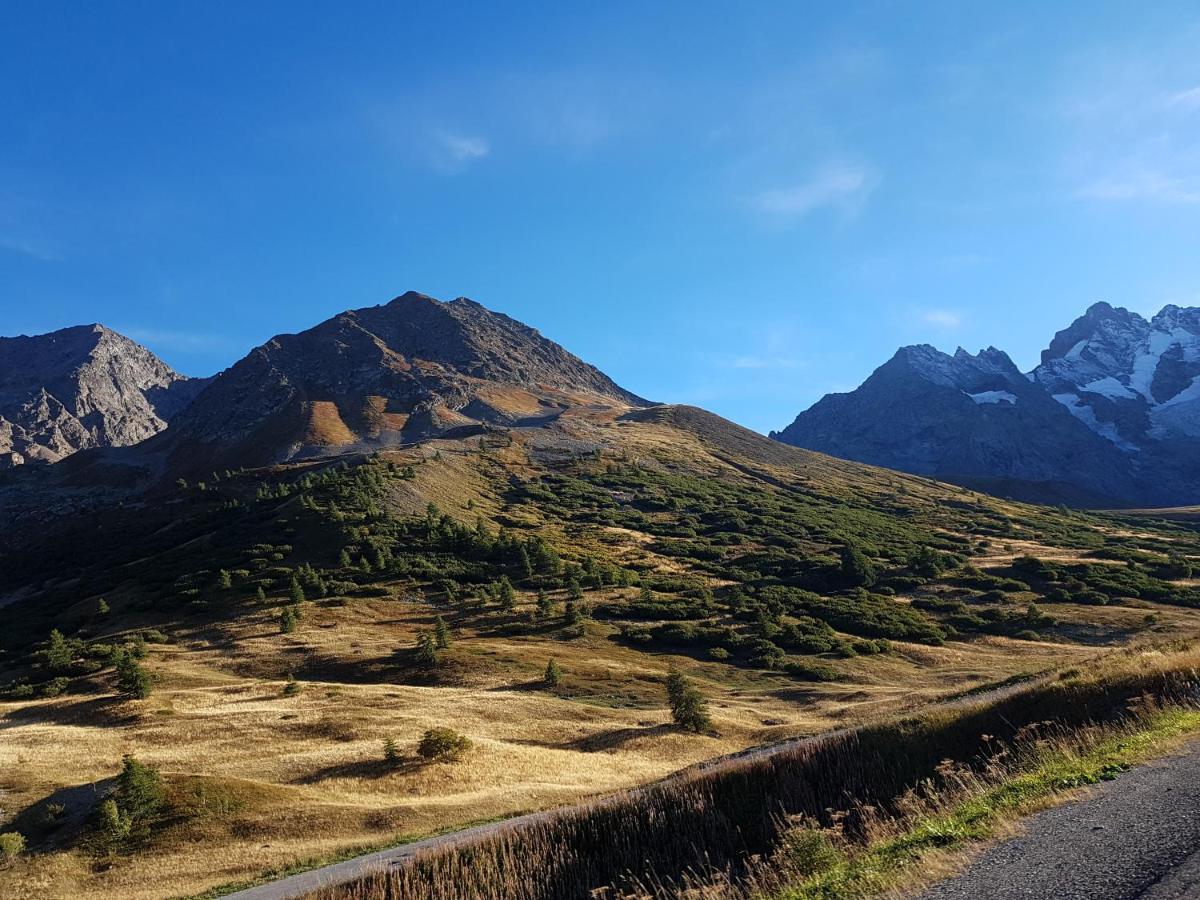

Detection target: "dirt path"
[919, 742, 1200, 900]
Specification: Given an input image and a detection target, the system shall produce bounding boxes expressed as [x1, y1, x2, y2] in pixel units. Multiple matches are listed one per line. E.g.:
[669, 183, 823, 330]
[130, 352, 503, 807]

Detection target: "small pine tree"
[280, 606, 297, 634]
[115, 652, 151, 699]
[434, 616, 451, 649]
[535, 590, 553, 621]
[383, 736, 400, 766]
[290, 576, 306, 604]
[218, 569, 233, 589]
[96, 598, 110, 616]
[415, 632, 438, 669]
[255, 585, 266, 602]
[43, 628, 73, 671]
[564, 600, 584, 627]
[543, 658, 562, 687]
[339, 548, 352, 568]
[665, 668, 711, 734]
[497, 576, 516, 611]
[567, 577, 583, 600]
[518, 546, 534, 580]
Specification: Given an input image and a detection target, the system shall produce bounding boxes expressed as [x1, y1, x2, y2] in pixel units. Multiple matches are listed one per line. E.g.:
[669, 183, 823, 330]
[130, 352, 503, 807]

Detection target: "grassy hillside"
[2, 405, 1200, 898]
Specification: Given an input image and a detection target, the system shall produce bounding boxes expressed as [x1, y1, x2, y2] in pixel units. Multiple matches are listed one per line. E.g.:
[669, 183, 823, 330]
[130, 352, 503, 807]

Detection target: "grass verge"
[763, 705, 1200, 899]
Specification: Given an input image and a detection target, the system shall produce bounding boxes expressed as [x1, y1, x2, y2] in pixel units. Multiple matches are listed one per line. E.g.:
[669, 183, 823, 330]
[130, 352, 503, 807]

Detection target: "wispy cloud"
[1167, 85, 1200, 110]
[1078, 170, 1200, 204]
[751, 165, 878, 220]
[920, 309, 964, 329]
[729, 355, 801, 370]
[431, 131, 490, 172]
[0, 236, 60, 262]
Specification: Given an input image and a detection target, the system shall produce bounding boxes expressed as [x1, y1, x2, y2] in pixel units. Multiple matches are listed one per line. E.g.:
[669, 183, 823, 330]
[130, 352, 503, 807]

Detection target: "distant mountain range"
[8, 297, 1200, 509]
[0, 325, 206, 467]
[773, 302, 1200, 508]
[0, 292, 649, 488]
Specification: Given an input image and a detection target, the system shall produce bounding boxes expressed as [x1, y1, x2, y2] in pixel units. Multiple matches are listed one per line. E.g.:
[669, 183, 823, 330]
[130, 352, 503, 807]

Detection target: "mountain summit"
[152, 291, 647, 472]
[0, 324, 206, 467]
[773, 303, 1200, 507]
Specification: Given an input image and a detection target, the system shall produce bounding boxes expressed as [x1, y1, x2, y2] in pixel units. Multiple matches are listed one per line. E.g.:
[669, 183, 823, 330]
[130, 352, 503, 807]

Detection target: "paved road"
[920, 743, 1200, 900]
[222, 678, 1042, 900]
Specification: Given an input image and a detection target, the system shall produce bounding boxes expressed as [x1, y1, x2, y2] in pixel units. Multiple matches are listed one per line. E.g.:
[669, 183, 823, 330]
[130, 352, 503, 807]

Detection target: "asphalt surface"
[920, 743, 1200, 900]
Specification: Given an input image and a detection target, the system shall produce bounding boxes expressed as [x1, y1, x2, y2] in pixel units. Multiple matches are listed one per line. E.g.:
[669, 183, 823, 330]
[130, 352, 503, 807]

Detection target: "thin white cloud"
[751, 165, 877, 219]
[0, 235, 60, 262]
[1078, 170, 1200, 204]
[730, 355, 801, 370]
[921, 309, 964, 329]
[431, 132, 490, 171]
[1167, 85, 1200, 110]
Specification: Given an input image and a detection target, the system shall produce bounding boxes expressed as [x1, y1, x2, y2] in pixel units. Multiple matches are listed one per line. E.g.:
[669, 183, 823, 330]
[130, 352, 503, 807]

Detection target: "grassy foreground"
[304, 642, 1200, 900]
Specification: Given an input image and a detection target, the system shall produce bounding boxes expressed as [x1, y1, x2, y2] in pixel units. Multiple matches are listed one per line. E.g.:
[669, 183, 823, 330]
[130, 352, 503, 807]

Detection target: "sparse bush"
[383, 737, 400, 767]
[434, 616, 451, 649]
[0, 832, 24, 862]
[544, 658, 562, 687]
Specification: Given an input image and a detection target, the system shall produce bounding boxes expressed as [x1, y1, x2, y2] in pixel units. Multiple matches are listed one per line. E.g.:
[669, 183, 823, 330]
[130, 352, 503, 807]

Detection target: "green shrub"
[543, 658, 562, 687]
[417, 727, 471, 761]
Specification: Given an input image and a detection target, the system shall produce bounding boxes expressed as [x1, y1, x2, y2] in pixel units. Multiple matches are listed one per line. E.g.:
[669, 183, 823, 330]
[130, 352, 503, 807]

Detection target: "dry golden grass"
[4, 579, 1190, 900]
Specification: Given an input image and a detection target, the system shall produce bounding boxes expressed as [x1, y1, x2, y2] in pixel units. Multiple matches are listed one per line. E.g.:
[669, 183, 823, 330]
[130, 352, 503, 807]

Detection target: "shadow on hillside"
[2, 694, 141, 728]
[292, 756, 422, 784]
[514, 722, 674, 753]
[8, 777, 115, 850]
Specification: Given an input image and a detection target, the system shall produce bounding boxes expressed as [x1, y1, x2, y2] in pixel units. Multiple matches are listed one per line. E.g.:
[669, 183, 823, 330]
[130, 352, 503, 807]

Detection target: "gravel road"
[920, 743, 1200, 900]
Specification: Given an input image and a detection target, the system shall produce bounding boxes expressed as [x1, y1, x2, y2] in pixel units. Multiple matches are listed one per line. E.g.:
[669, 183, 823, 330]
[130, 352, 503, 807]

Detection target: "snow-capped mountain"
[1033, 302, 1200, 449]
[773, 303, 1200, 508]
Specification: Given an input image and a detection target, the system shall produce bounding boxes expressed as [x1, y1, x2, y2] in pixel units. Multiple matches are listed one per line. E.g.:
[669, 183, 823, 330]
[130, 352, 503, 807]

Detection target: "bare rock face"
[0, 325, 208, 467]
[152, 291, 647, 473]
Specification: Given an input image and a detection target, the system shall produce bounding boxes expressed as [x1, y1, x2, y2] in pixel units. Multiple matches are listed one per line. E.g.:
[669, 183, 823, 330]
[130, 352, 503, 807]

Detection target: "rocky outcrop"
[0, 325, 207, 467]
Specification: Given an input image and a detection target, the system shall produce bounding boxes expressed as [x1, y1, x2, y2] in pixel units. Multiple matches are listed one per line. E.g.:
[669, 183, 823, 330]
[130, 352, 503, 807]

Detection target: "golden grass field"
[4, 585, 1199, 899]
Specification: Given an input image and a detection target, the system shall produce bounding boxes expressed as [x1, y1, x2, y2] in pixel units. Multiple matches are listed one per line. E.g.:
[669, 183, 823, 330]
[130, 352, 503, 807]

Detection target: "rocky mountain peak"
[0, 324, 208, 467]
[154, 291, 647, 472]
[777, 301, 1200, 507]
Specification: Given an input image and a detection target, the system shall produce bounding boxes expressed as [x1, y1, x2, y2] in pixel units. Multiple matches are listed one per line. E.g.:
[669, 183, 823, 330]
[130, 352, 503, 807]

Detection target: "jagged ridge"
[0, 324, 206, 467]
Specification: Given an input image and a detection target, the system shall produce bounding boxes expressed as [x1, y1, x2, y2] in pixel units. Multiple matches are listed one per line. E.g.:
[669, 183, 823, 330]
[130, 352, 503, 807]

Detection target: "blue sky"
[3, 2, 1200, 433]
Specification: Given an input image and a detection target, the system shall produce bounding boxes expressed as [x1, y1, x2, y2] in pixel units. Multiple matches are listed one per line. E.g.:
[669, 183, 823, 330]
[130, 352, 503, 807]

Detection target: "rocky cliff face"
[151, 291, 647, 472]
[774, 302, 1200, 507]
[0, 325, 207, 467]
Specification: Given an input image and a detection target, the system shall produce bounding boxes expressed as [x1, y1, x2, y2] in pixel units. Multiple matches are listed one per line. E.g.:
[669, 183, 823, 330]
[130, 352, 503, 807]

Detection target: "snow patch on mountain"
[1052, 393, 1138, 451]
[968, 390, 1017, 405]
